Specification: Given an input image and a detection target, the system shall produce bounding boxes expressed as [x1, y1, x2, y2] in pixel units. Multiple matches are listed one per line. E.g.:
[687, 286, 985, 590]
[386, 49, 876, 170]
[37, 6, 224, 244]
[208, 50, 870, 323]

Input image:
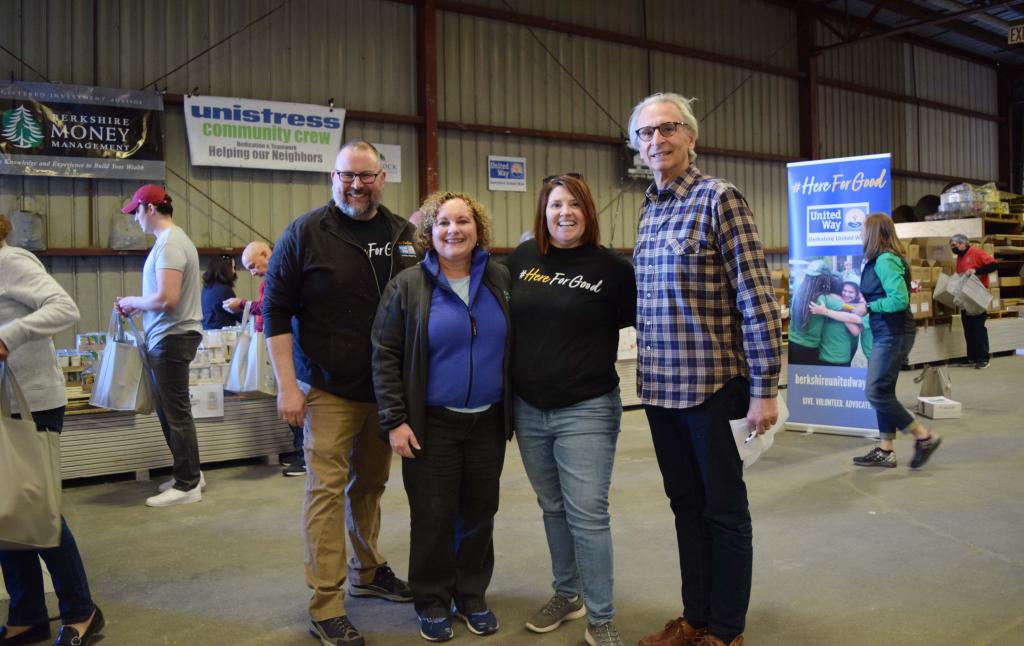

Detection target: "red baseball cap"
[121, 185, 171, 214]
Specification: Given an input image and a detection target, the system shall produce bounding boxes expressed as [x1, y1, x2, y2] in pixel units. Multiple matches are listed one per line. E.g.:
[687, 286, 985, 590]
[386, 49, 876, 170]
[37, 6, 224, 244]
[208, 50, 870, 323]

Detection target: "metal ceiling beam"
[816, 0, 1015, 53]
[766, 0, 1001, 66]
[869, 0, 1014, 52]
[848, 0, 891, 40]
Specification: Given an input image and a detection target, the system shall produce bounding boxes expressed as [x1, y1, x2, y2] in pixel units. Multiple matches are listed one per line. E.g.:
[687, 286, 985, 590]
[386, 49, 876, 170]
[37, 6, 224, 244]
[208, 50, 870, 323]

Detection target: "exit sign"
[1011, 23, 1024, 45]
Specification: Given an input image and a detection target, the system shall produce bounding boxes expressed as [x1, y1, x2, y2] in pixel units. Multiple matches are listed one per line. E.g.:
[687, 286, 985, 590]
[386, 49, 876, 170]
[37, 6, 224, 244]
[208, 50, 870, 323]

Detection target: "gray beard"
[335, 195, 379, 221]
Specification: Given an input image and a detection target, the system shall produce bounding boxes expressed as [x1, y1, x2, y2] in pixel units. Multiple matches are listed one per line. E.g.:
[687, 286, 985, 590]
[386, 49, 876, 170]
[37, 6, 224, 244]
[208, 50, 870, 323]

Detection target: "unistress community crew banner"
[786, 153, 891, 437]
[184, 96, 344, 172]
[0, 81, 164, 179]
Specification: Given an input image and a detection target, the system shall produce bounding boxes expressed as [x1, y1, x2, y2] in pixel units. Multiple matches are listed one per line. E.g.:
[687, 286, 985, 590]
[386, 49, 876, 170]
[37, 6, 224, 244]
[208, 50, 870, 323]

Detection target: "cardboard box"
[189, 384, 224, 419]
[1002, 275, 1022, 287]
[911, 266, 932, 287]
[907, 243, 921, 259]
[910, 290, 933, 319]
[930, 266, 943, 285]
[917, 396, 962, 419]
[983, 242, 995, 256]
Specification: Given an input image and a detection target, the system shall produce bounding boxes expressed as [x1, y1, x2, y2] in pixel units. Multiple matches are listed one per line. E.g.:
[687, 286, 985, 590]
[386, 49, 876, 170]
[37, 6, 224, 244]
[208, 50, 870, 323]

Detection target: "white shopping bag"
[89, 309, 155, 414]
[730, 395, 789, 467]
[225, 302, 276, 395]
[0, 365, 62, 550]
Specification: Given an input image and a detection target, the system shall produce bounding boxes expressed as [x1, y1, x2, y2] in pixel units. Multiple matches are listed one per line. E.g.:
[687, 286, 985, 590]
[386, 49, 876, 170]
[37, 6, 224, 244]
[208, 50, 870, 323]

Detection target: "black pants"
[148, 332, 202, 491]
[788, 342, 822, 366]
[961, 311, 989, 363]
[402, 406, 506, 618]
[644, 378, 752, 643]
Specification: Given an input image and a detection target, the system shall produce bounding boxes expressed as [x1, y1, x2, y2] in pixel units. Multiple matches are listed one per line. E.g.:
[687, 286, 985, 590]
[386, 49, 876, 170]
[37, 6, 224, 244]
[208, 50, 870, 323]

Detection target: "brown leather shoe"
[638, 618, 709, 646]
[695, 634, 744, 646]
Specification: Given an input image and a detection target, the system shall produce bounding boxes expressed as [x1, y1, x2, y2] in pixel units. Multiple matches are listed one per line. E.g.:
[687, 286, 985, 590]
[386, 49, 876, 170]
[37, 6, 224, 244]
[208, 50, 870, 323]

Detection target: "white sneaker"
[157, 471, 206, 493]
[146, 486, 202, 507]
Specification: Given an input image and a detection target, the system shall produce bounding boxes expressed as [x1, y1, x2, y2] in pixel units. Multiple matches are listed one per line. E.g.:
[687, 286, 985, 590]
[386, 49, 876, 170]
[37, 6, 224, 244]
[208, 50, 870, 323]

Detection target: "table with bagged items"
[58, 325, 291, 482]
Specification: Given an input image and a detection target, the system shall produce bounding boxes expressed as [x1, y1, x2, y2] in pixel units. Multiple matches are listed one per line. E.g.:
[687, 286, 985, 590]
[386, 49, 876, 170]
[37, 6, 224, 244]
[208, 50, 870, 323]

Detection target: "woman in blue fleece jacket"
[371, 191, 511, 642]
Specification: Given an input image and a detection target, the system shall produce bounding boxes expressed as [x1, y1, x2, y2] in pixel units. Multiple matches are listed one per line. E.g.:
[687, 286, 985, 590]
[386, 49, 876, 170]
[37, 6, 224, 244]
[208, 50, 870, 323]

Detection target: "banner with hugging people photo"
[786, 153, 892, 437]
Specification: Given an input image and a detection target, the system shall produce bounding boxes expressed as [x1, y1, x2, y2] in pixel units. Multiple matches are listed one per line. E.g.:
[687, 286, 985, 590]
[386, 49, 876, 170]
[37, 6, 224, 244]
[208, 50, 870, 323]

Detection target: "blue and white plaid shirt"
[634, 165, 782, 409]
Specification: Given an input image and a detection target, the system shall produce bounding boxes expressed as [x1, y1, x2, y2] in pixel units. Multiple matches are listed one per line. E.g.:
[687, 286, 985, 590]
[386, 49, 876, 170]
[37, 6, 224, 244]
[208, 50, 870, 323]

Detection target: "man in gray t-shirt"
[116, 184, 206, 508]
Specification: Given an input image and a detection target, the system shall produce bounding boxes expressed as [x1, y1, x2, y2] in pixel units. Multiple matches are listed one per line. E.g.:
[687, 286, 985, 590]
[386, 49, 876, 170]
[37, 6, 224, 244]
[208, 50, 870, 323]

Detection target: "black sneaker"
[911, 435, 942, 469]
[953, 358, 974, 367]
[975, 360, 990, 370]
[282, 462, 307, 477]
[853, 447, 897, 468]
[309, 616, 364, 646]
[348, 565, 413, 602]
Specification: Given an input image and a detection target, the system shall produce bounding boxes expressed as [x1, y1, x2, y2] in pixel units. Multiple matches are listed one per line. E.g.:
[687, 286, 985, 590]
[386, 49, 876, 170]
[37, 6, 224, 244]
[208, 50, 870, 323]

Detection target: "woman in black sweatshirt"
[505, 174, 636, 646]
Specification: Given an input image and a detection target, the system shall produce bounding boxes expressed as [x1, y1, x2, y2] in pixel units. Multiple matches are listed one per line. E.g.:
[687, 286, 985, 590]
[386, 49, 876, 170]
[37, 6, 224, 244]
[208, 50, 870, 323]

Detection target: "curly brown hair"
[0, 213, 10, 243]
[416, 191, 493, 252]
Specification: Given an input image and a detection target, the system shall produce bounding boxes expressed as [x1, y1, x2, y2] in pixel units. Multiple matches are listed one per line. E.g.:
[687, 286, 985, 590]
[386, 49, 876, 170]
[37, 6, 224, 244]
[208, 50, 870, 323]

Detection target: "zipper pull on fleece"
[470, 314, 478, 337]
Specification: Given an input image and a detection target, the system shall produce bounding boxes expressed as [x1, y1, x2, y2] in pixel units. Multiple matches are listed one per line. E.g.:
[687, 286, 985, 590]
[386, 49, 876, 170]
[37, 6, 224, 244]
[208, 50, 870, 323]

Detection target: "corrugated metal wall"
[816, 24, 1000, 183]
[0, 0, 1005, 348]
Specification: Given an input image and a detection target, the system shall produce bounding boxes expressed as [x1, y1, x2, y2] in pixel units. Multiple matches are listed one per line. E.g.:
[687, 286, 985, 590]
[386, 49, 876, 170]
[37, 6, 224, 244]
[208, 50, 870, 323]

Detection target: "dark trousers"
[788, 342, 822, 366]
[961, 311, 989, 363]
[0, 407, 95, 626]
[148, 331, 202, 491]
[402, 406, 506, 618]
[644, 378, 752, 642]
[290, 425, 306, 467]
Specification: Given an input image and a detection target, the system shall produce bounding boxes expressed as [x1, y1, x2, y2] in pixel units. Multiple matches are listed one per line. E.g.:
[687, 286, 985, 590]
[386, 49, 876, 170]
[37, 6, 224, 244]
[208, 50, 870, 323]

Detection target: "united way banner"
[786, 153, 891, 437]
[0, 81, 164, 179]
[184, 96, 344, 172]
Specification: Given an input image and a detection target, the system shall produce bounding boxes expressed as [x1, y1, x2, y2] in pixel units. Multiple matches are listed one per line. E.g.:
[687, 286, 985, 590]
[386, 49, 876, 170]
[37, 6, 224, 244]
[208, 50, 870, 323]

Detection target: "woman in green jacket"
[847, 214, 941, 469]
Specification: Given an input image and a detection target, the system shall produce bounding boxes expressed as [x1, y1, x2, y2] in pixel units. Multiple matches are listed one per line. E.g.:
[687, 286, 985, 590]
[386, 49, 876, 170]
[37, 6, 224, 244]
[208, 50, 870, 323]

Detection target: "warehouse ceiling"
[803, 0, 1024, 66]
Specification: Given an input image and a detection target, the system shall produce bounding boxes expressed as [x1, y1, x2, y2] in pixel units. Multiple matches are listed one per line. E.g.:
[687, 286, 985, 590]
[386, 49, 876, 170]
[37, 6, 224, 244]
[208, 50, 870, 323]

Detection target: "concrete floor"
[4, 354, 1023, 645]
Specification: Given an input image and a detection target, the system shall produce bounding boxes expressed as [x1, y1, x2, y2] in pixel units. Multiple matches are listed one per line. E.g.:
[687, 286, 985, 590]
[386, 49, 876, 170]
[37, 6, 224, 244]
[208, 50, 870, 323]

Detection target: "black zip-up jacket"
[370, 257, 513, 446]
[263, 201, 418, 402]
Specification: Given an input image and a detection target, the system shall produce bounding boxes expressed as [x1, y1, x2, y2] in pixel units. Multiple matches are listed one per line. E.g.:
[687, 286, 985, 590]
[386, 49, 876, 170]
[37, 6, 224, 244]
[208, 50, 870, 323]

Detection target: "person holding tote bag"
[0, 213, 105, 646]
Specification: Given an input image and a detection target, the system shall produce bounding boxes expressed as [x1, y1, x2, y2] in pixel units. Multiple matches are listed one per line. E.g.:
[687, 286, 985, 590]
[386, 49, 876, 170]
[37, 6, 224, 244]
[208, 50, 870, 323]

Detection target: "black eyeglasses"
[334, 170, 382, 183]
[634, 121, 687, 142]
[543, 172, 584, 184]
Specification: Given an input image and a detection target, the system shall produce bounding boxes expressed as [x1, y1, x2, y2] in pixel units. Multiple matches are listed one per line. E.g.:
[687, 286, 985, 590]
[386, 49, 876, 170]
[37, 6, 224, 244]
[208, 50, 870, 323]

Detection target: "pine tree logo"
[1, 105, 44, 149]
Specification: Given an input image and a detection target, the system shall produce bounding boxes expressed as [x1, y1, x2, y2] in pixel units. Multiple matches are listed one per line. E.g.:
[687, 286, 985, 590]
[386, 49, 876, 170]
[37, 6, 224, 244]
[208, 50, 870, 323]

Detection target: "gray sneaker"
[524, 593, 586, 633]
[585, 621, 623, 646]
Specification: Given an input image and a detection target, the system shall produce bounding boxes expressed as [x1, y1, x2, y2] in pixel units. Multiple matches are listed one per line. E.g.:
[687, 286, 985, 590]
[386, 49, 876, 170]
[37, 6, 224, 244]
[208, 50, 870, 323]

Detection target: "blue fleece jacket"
[423, 247, 507, 409]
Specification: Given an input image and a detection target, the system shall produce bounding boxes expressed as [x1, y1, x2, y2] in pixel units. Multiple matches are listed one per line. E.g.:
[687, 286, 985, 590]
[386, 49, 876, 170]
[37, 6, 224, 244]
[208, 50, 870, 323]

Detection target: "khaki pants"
[302, 386, 393, 621]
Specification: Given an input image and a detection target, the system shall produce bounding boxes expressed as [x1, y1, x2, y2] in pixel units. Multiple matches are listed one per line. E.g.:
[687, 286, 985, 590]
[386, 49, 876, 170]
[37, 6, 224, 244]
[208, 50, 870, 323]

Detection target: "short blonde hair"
[627, 92, 699, 164]
[416, 191, 493, 252]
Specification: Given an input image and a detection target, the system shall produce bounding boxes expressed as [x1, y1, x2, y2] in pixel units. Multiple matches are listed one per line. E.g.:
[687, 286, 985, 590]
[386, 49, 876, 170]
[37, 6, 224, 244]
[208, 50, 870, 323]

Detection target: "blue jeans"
[644, 378, 752, 643]
[0, 407, 95, 626]
[514, 388, 622, 625]
[866, 333, 917, 440]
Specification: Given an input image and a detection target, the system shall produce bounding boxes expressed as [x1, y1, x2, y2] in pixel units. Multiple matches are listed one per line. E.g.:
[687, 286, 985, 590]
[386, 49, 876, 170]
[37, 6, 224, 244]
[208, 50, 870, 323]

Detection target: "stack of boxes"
[186, 329, 238, 419]
[188, 329, 236, 386]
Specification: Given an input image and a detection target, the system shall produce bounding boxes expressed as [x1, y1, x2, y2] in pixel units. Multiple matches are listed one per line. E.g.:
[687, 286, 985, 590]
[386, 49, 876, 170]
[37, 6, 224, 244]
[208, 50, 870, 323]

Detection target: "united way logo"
[1, 105, 44, 149]
[843, 208, 866, 231]
[806, 202, 870, 247]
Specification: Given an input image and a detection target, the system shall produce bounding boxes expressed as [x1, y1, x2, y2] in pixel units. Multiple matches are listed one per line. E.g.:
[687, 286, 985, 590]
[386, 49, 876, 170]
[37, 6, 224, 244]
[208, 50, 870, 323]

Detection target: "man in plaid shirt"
[630, 93, 782, 646]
